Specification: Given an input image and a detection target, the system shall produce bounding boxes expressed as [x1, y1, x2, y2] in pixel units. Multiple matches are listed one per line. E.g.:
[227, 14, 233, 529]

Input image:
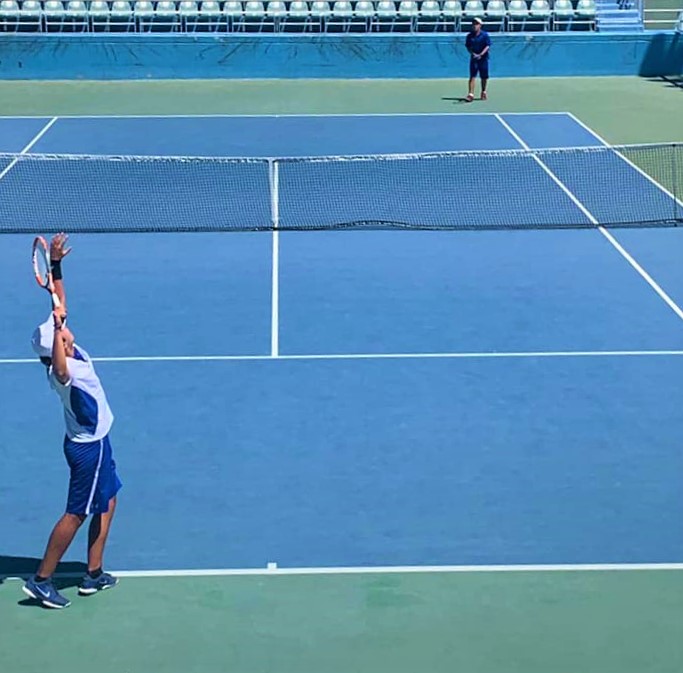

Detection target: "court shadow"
[644, 76, 683, 90]
[0, 555, 86, 585]
[442, 96, 474, 104]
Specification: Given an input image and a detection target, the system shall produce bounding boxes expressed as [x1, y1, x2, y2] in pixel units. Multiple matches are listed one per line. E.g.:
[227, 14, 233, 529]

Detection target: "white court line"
[0, 116, 58, 180]
[1, 350, 683, 365]
[269, 160, 280, 357]
[494, 114, 683, 324]
[0, 112, 573, 120]
[566, 112, 683, 210]
[271, 230, 279, 357]
[2, 562, 682, 581]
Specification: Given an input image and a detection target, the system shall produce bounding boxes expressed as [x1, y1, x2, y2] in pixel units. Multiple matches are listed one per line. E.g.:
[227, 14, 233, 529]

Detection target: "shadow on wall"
[640, 32, 683, 77]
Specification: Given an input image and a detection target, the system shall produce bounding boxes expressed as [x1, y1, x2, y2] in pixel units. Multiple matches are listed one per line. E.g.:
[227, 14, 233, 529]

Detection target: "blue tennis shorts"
[63, 434, 122, 515]
[470, 57, 490, 79]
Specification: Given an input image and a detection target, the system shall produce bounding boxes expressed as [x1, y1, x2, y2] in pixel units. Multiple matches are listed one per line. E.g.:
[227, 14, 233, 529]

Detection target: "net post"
[672, 143, 680, 223]
[268, 159, 280, 358]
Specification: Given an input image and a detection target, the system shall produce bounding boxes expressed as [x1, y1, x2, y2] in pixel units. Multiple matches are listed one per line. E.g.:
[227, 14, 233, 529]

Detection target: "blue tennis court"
[0, 112, 682, 572]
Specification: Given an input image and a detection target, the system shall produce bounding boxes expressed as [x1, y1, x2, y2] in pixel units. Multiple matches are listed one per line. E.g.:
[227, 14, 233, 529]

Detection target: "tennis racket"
[32, 235, 61, 310]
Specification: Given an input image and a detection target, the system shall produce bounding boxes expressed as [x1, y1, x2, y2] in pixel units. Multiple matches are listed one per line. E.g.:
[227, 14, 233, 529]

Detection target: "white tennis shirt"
[49, 345, 114, 443]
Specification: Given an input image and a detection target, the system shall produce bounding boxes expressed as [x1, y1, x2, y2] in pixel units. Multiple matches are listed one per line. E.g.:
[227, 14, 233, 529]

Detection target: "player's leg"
[480, 60, 489, 100]
[79, 436, 122, 596]
[467, 59, 478, 101]
[23, 512, 85, 608]
[86, 496, 117, 574]
[22, 437, 101, 608]
[38, 514, 87, 578]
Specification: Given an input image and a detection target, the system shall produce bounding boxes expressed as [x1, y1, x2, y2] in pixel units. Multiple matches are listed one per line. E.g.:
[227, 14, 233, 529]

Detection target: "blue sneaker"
[78, 571, 118, 596]
[23, 577, 71, 609]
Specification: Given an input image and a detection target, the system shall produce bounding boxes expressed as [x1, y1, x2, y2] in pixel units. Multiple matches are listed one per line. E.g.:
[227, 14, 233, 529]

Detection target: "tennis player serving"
[24, 233, 122, 609]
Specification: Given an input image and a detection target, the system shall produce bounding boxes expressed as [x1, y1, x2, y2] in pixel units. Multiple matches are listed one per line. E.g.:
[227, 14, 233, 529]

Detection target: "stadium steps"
[595, 0, 643, 31]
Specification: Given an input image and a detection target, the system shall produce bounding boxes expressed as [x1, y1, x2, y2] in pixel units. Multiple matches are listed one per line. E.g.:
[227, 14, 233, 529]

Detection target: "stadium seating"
[64, 0, 88, 30]
[528, 0, 551, 30]
[485, 0, 506, 30]
[0, 1, 20, 31]
[328, 0, 351, 31]
[417, 0, 440, 31]
[266, 0, 285, 29]
[310, 0, 331, 31]
[442, 0, 462, 30]
[0, 0, 608, 33]
[197, 0, 221, 30]
[552, 0, 574, 29]
[575, 0, 596, 29]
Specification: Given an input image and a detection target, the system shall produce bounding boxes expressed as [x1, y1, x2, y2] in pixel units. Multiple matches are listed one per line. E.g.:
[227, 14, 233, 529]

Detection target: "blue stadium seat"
[329, 0, 352, 31]
[64, 0, 87, 31]
[352, 0, 374, 31]
[462, 0, 483, 22]
[310, 0, 331, 31]
[528, 0, 550, 30]
[223, 0, 243, 30]
[265, 0, 285, 30]
[43, 0, 65, 31]
[441, 0, 462, 31]
[88, 0, 109, 31]
[574, 0, 595, 30]
[20, 0, 42, 31]
[484, 0, 505, 30]
[552, 0, 574, 29]
[154, 0, 178, 31]
[243, 0, 265, 31]
[286, 0, 310, 31]
[374, 0, 396, 31]
[507, 0, 528, 30]
[178, 0, 199, 30]
[132, 0, 153, 30]
[0, 0, 20, 31]
[109, 0, 133, 30]
[197, 0, 221, 30]
[396, 0, 417, 31]
[417, 0, 440, 32]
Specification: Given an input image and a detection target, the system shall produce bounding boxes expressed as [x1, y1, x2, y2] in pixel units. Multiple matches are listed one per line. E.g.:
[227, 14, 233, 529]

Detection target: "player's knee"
[64, 512, 87, 526]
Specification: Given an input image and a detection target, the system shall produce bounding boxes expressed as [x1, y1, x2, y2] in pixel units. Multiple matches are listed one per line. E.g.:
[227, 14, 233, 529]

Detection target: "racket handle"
[51, 293, 61, 309]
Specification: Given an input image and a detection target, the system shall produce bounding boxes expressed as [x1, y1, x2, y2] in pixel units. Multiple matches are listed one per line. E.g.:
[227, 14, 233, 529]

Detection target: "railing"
[643, 6, 682, 28]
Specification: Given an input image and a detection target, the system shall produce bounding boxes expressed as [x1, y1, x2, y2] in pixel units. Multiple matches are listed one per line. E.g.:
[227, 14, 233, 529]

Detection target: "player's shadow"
[0, 555, 86, 608]
[442, 96, 475, 104]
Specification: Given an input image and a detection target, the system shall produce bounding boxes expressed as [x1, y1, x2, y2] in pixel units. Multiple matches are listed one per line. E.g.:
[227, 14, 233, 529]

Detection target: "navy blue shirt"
[465, 30, 491, 60]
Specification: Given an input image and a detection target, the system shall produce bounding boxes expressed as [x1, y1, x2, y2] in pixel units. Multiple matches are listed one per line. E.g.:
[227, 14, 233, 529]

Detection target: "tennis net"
[0, 143, 681, 233]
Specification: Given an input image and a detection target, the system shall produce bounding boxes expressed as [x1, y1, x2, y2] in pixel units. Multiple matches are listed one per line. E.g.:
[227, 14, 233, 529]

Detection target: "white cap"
[31, 317, 54, 359]
[472, 16, 483, 24]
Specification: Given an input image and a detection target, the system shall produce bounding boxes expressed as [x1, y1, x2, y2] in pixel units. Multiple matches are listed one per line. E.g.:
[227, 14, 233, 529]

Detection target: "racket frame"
[32, 235, 62, 310]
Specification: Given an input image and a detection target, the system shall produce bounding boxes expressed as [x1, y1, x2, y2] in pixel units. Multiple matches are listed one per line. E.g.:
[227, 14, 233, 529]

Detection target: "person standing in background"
[465, 18, 491, 102]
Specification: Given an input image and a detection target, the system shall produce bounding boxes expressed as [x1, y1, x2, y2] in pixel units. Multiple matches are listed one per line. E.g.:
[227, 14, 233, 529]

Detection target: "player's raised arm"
[49, 233, 71, 312]
[51, 308, 70, 384]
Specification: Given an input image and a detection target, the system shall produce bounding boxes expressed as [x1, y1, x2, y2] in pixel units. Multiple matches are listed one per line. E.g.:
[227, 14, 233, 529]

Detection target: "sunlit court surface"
[1, 111, 682, 673]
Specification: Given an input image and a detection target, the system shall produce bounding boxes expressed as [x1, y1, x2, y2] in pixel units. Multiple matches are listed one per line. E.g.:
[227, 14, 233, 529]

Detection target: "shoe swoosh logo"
[36, 584, 51, 597]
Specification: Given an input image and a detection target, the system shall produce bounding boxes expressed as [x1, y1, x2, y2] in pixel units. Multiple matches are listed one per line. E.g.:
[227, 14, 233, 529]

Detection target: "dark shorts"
[64, 434, 122, 515]
[470, 58, 490, 79]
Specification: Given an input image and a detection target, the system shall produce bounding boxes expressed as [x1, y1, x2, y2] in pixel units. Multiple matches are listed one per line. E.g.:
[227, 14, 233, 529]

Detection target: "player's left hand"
[52, 307, 67, 330]
[50, 233, 72, 262]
